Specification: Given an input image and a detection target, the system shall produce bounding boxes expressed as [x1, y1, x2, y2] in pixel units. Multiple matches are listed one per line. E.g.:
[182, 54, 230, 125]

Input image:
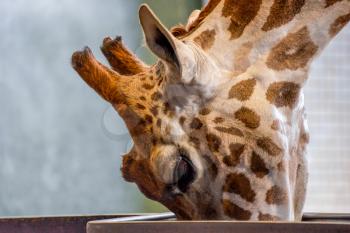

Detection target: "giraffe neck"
[168, 0, 348, 220]
[184, 0, 350, 80]
[204, 71, 308, 220]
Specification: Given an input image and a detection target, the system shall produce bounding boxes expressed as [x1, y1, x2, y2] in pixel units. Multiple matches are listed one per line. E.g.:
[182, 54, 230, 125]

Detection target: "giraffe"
[71, 0, 350, 221]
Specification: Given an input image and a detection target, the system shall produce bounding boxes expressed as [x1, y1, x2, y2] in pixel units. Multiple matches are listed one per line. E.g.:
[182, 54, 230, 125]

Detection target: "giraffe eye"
[174, 154, 196, 192]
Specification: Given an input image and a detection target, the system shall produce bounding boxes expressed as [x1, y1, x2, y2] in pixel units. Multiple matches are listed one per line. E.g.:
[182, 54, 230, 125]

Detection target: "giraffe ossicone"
[71, 0, 350, 221]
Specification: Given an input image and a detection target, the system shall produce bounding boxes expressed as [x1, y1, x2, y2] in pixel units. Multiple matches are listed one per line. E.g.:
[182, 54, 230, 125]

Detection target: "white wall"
[304, 25, 350, 213]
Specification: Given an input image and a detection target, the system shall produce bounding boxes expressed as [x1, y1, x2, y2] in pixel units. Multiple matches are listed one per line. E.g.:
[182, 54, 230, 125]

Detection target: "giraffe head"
[72, 0, 350, 220]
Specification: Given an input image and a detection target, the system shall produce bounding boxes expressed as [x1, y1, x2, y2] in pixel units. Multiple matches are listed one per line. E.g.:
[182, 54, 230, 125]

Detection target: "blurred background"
[0, 0, 349, 216]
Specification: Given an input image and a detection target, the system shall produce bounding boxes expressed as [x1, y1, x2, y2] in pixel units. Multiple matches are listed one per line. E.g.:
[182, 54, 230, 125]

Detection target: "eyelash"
[173, 152, 196, 193]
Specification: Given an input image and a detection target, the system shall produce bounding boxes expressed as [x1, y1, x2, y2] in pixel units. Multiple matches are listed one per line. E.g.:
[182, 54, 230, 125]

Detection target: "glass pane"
[0, 0, 200, 216]
[304, 25, 350, 213]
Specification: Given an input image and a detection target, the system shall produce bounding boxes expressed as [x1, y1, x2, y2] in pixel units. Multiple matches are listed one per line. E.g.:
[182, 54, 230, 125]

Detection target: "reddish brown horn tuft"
[101, 36, 148, 75]
[71, 46, 126, 104]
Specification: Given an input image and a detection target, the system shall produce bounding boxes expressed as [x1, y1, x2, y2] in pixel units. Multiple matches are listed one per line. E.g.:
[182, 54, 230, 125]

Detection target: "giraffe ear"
[139, 4, 186, 70]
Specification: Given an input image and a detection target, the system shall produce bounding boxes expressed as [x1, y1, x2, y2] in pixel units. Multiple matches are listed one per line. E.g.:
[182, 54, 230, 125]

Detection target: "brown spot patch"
[214, 126, 244, 137]
[203, 206, 218, 219]
[213, 117, 225, 124]
[151, 91, 162, 101]
[140, 96, 146, 101]
[142, 83, 154, 90]
[171, 0, 221, 38]
[251, 151, 269, 178]
[223, 200, 252, 220]
[266, 185, 288, 205]
[150, 106, 158, 116]
[266, 27, 318, 70]
[163, 102, 174, 115]
[189, 136, 201, 149]
[223, 143, 245, 167]
[235, 107, 260, 129]
[206, 133, 222, 152]
[151, 137, 157, 145]
[136, 103, 146, 110]
[257, 137, 282, 156]
[223, 173, 256, 202]
[329, 13, 350, 37]
[233, 42, 254, 75]
[230, 143, 245, 158]
[144, 114, 153, 124]
[277, 161, 285, 172]
[229, 78, 256, 101]
[325, 0, 342, 8]
[266, 81, 301, 109]
[203, 156, 218, 179]
[179, 116, 186, 126]
[194, 29, 216, 50]
[262, 0, 305, 31]
[156, 119, 162, 127]
[129, 118, 147, 138]
[199, 107, 211, 115]
[300, 132, 310, 144]
[190, 118, 203, 129]
[223, 156, 237, 167]
[266, 81, 300, 109]
[258, 212, 280, 221]
[222, 0, 262, 39]
[271, 119, 282, 131]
